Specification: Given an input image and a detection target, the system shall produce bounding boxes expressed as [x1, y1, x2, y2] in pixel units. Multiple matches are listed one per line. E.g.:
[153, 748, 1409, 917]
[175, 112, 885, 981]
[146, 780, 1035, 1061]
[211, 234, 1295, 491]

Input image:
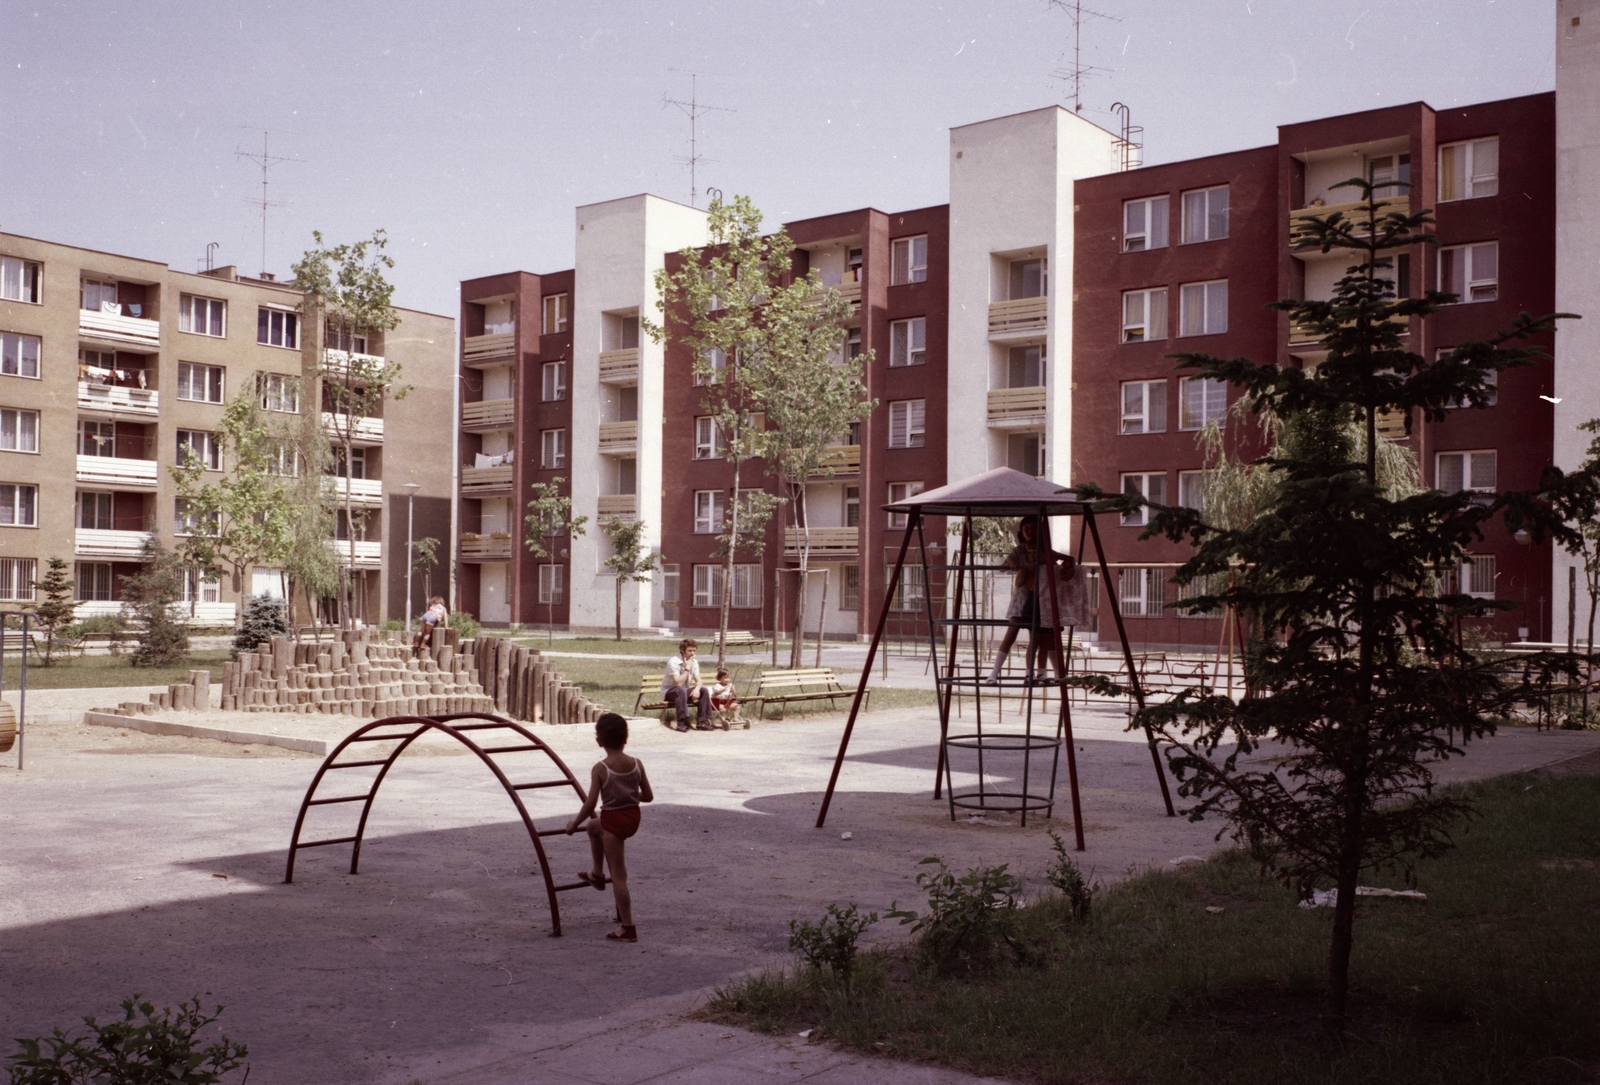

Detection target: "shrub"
[121, 541, 189, 668]
[888, 857, 1024, 970]
[452, 612, 481, 642]
[381, 618, 405, 632]
[6, 994, 247, 1084]
[788, 903, 878, 990]
[1046, 830, 1094, 921]
[234, 594, 289, 654]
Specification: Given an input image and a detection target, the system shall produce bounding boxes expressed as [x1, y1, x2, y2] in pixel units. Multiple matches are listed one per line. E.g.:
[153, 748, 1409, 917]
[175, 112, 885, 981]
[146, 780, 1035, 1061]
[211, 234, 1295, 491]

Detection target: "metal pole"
[18, 613, 27, 771]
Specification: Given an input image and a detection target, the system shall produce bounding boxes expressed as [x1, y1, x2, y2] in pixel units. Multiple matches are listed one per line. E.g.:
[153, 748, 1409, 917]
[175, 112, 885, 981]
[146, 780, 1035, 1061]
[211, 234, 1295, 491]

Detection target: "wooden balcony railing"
[987, 386, 1048, 426]
[459, 533, 515, 562]
[987, 296, 1049, 339]
[1288, 194, 1411, 246]
[461, 398, 516, 430]
[463, 331, 516, 363]
[598, 421, 639, 454]
[783, 526, 860, 558]
[599, 348, 641, 384]
[819, 444, 861, 474]
[598, 494, 638, 522]
[1288, 312, 1409, 347]
[461, 465, 514, 496]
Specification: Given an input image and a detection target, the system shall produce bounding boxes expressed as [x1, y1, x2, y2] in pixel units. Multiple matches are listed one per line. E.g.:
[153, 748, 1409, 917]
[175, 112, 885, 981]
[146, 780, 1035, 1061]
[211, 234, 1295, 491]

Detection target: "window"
[1437, 450, 1497, 494]
[692, 564, 724, 608]
[840, 564, 861, 611]
[1439, 138, 1499, 202]
[539, 563, 565, 605]
[843, 485, 860, 528]
[1179, 470, 1211, 510]
[81, 278, 118, 312]
[541, 428, 567, 469]
[1367, 153, 1411, 199]
[1440, 243, 1498, 303]
[1179, 280, 1228, 336]
[1122, 288, 1168, 342]
[177, 362, 224, 403]
[891, 563, 926, 612]
[1181, 186, 1229, 243]
[1008, 258, 1046, 299]
[176, 430, 221, 471]
[542, 293, 570, 334]
[1443, 554, 1497, 599]
[0, 557, 36, 600]
[256, 308, 299, 348]
[180, 569, 221, 604]
[1119, 567, 1163, 617]
[0, 257, 41, 304]
[1, 483, 37, 526]
[1121, 380, 1168, 435]
[887, 481, 924, 529]
[845, 329, 862, 361]
[541, 362, 567, 402]
[1441, 352, 1497, 407]
[1, 408, 38, 453]
[1007, 345, 1045, 387]
[1007, 432, 1044, 476]
[693, 490, 727, 534]
[76, 561, 112, 602]
[694, 416, 723, 460]
[887, 400, 926, 449]
[257, 372, 300, 413]
[731, 564, 762, 609]
[1176, 572, 1223, 618]
[890, 318, 926, 367]
[696, 347, 728, 386]
[175, 498, 219, 537]
[661, 563, 679, 611]
[179, 294, 226, 337]
[1123, 196, 1170, 252]
[1178, 377, 1227, 431]
[1, 333, 41, 378]
[79, 491, 112, 530]
[1120, 472, 1165, 526]
[79, 420, 115, 457]
[325, 326, 368, 353]
[891, 235, 928, 285]
[268, 441, 300, 477]
[334, 508, 370, 541]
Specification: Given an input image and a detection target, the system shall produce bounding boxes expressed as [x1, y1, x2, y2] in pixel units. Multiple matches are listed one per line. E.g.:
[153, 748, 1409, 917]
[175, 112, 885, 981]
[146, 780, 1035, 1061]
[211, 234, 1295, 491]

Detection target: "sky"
[0, 0, 1557, 318]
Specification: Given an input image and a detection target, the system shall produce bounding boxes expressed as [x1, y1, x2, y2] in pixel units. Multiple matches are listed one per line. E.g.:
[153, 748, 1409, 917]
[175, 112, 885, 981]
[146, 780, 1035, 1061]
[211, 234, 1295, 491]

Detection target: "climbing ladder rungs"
[482, 743, 541, 754]
[511, 780, 572, 791]
[295, 835, 360, 849]
[308, 793, 373, 806]
[327, 758, 390, 769]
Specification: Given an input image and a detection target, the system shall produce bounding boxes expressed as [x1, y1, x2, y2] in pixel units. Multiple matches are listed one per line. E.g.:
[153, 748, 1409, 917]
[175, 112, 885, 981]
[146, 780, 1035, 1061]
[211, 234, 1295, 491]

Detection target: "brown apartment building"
[0, 232, 454, 626]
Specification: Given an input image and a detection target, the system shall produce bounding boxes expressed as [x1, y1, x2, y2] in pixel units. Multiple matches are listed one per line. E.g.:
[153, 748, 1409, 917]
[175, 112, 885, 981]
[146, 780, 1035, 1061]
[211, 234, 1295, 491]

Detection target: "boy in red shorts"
[566, 712, 654, 942]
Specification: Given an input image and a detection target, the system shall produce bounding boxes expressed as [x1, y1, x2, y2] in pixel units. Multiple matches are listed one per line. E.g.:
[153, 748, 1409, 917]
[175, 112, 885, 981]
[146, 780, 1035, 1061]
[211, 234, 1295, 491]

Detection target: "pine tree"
[123, 540, 190, 668]
[235, 594, 289, 654]
[29, 557, 76, 666]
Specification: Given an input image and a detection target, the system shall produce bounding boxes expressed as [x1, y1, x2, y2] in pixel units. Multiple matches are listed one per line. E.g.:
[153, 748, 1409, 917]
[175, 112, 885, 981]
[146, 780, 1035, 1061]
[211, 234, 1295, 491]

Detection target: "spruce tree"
[29, 557, 76, 666]
[123, 541, 190, 668]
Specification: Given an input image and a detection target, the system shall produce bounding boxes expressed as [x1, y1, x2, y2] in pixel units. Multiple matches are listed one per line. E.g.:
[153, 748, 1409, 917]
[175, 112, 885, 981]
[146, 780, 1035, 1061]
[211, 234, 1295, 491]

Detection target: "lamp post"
[403, 482, 421, 633]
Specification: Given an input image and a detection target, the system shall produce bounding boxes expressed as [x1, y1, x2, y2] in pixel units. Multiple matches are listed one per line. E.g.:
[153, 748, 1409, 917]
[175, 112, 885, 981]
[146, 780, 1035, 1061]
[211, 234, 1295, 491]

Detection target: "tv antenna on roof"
[663, 70, 734, 208]
[235, 128, 303, 279]
[1047, 0, 1119, 114]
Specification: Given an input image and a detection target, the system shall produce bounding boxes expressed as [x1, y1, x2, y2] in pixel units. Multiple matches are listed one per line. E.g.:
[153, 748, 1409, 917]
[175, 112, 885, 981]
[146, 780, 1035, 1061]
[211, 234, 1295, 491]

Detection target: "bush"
[381, 619, 405, 632]
[1046, 831, 1094, 921]
[888, 857, 1024, 971]
[452, 612, 481, 642]
[788, 903, 878, 990]
[121, 542, 189, 668]
[6, 994, 248, 1084]
[234, 594, 288, 654]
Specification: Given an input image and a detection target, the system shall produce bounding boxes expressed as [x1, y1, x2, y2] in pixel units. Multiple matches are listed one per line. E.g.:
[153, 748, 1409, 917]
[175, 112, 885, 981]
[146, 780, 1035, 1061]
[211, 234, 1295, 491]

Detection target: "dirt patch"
[1536, 747, 1600, 778]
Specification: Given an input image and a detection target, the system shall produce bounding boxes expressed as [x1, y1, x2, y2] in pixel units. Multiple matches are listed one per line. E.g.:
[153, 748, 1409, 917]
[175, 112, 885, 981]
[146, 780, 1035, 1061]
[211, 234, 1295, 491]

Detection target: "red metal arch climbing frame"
[284, 712, 595, 936]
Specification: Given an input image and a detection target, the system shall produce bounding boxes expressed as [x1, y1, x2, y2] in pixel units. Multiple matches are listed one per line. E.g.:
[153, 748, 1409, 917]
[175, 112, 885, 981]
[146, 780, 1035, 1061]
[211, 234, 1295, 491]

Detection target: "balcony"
[1376, 407, 1408, 441]
[75, 454, 159, 489]
[987, 386, 1048, 427]
[1288, 313, 1409, 352]
[1288, 194, 1411, 247]
[459, 533, 515, 562]
[599, 421, 638, 455]
[76, 528, 153, 558]
[322, 411, 384, 444]
[462, 398, 516, 431]
[598, 494, 638, 522]
[461, 465, 513, 496]
[79, 308, 161, 349]
[784, 526, 860, 559]
[819, 444, 861, 475]
[810, 272, 862, 309]
[599, 348, 641, 385]
[78, 380, 159, 418]
[326, 476, 383, 507]
[988, 297, 1049, 341]
[321, 349, 387, 380]
[329, 539, 382, 568]
[463, 331, 516, 364]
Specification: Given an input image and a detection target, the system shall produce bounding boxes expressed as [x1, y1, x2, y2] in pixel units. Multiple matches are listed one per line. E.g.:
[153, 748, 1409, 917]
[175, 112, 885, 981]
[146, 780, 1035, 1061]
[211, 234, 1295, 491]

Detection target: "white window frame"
[1178, 470, 1212, 511]
[889, 317, 927, 367]
[257, 372, 300, 413]
[180, 568, 222, 604]
[177, 362, 225, 403]
[1438, 138, 1499, 202]
[1122, 287, 1168, 342]
[890, 235, 928, 285]
[538, 563, 565, 605]
[0, 483, 37, 527]
[257, 307, 299, 349]
[693, 489, 726, 534]
[79, 420, 115, 457]
[887, 481, 924, 529]
[1439, 243, 1498, 304]
[542, 293, 569, 335]
[692, 563, 725, 608]
[541, 361, 567, 402]
[1120, 472, 1166, 526]
[730, 564, 762, 609]
[0, 257, 41, 304]
[1452, 554, 1498, 599]
[843, 485, 860, 528]
[1440, 350, 1498, 408]
[79, 491, 113, 530]
[268, 440, 301, 478]
[1436, 450, 1497, 494]
[0, 408, 39, 453]
[541, 428, 567, 470]
[75, 561, 112, 602]
[1179, 280, 1228, 337]
[694, 416, 723, 460]
[840, 564, 861, 611]
[1123, 195, 1170, 252]
[1120, 380, 1167, 435]
[1178, 376, 1227, 431]
[0, 557, 37, 600]
[661, 563, 680, 610]
[1181, 185, 1230, 243]
[1, 333, 41, 379]
[1119, 567, 1163, 617]
[179, 294, 227, 337]
[175, 498, 219, 538]
[176, 429, 221, 471]
[887, 400, 926, 449]
[696, 347, 728, 386]
[891, 563, 927, 612]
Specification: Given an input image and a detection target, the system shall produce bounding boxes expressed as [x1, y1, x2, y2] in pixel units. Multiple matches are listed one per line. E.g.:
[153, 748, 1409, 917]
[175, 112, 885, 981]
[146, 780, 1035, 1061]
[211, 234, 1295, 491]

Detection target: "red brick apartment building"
[1074, 93, 1559, 647]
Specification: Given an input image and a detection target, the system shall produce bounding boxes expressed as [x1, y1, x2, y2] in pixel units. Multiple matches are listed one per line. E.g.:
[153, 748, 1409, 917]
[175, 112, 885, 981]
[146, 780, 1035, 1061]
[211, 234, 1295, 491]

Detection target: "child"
[566, 712, 654, 942]
[412, 596, 448, 656]
[709, 668, 747, 730]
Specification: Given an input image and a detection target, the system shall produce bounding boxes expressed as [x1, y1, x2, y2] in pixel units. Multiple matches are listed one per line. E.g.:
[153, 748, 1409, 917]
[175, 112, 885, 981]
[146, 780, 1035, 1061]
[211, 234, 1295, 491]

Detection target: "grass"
[0, 650, 232, 691]
[706, 771, 1600, 1084]
[508, 634, 806, 658]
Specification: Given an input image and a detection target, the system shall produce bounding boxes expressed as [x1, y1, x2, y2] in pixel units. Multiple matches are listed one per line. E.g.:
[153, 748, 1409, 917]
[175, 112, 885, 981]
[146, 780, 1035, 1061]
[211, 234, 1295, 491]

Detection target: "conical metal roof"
[881, 467, 1093, 517]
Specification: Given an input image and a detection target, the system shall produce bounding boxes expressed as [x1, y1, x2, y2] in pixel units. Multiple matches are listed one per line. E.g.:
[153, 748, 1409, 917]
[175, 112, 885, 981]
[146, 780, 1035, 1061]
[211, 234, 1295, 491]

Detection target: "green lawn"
[0, 650, 231, 691]
[707, 771, 1600, 1085]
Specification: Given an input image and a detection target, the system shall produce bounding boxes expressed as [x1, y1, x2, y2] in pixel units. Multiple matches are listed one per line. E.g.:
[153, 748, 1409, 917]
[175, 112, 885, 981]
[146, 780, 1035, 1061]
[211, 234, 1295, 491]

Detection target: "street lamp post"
[403, 482, 421, 633]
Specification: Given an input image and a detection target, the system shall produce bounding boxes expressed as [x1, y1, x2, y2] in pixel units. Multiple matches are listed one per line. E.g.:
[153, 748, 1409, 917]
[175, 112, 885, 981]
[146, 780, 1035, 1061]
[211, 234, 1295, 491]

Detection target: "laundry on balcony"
[473, 450, 515, 468]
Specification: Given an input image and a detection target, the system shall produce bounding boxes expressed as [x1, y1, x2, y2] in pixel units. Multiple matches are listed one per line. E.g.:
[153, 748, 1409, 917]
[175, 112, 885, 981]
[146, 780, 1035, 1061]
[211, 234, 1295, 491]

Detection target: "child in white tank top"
[566, 713, 654, 942]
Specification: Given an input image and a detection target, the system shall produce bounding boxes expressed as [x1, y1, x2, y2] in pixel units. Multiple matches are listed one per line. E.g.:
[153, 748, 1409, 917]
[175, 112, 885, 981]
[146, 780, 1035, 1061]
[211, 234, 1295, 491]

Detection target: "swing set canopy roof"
[881, 467, 1096, 518]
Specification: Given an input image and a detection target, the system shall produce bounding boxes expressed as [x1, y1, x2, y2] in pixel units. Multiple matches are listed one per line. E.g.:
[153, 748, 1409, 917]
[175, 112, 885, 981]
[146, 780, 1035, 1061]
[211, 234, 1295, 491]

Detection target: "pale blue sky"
[0, 0, 1556, 317]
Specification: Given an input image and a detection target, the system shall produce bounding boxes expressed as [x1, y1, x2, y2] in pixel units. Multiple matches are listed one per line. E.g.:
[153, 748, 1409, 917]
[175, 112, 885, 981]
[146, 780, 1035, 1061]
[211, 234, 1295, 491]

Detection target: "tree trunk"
[615, 577, 623, 642]
[344, 433, 357, 629]
[718, 462, 742, 671]
[1326, 856, 1360, 1033]
[790, 481, 810, 669]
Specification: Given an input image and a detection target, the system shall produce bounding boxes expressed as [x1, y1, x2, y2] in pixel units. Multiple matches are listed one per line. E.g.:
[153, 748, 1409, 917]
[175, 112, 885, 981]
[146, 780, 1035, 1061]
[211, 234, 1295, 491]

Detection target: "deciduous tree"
[601, 518, 658, 642]
[525, 478, 588, 644]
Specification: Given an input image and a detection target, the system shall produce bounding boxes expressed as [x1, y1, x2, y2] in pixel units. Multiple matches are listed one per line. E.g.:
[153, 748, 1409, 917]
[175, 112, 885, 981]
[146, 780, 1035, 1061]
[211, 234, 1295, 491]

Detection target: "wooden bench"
[0, 630, 42, 660]
[756, 668, 865, 719]
[712, 630, 766, 651]
[633, 673, 763, 727]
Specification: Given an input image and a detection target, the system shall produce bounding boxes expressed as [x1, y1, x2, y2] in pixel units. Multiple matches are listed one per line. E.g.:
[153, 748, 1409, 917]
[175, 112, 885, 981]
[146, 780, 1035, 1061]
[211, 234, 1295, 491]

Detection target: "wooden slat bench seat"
[755, 668, 865, 719]
[712, 630, 766, 651]
[633, 673, 763, 723]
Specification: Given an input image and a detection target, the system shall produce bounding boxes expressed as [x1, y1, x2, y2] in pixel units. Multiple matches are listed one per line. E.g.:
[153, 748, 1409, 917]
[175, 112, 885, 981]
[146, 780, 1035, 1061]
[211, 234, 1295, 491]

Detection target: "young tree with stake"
[28, 557, 75, 665]
[601, 518, 658, 642]
[524, 478, 588, 645]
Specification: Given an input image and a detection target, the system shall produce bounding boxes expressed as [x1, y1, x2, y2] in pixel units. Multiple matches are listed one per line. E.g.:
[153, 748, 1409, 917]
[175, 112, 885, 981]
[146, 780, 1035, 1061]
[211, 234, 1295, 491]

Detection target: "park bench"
[0, 630, 43, 661]
[711, 630, 766, 651]
[633, 673, 763, 727]
[755, 668, 865, 719]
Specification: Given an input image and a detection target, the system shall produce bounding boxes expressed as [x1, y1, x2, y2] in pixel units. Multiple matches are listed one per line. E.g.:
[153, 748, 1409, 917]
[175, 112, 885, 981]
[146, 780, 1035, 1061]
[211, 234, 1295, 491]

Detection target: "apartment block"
[0, 232, 454, 625]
